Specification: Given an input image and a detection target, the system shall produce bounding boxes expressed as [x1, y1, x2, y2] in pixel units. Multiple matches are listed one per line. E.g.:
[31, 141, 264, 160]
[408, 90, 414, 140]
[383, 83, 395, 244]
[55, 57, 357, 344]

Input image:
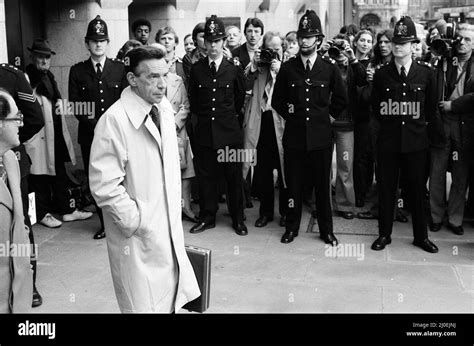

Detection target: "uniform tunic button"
[100, 90, 104, 93]
[306, 117, 309, 121]
[306, 89, 309, 92]
[306, 108, 309, 111]
[212, 107, 215, 111]
[212, 98, 215, 101]
[386, 88, 389, 91]
[462, 121, 465, 125]
[306, 98, 309, 101]
[211, 117, 215, 120]
[101, 108, 104, 112]
[213, 79, 216, 82]
[212, 88, 216, 92]
[101, 99, 104, 102]
[402, 92, 406, 96]
[99, 81, 102, 84]
[402, 121, 405, 125]
[402, 83, 406, 86]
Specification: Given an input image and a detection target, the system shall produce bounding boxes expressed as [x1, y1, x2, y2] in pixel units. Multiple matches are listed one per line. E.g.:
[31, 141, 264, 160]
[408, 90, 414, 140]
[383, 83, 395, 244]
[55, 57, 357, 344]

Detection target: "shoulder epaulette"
[416, 60, 432, 68]
[110, 57, 124, 64]
[322, 55, 335, 64]
[0, 63, 20, 73]
[376, 61, 390, 70]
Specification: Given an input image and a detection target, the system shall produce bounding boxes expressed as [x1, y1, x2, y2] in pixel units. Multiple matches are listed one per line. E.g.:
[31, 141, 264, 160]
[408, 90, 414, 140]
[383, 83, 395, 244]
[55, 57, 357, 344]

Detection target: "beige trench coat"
[242, 67, 286, 187]
[0, 150, 33, 313]
[89, 87, 200, 313]
[24, 90, 76, 175]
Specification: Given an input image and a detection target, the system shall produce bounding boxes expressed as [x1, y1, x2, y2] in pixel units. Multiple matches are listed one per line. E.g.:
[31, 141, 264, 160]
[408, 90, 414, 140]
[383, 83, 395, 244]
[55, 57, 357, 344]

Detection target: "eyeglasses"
[1, 111, 24, 127]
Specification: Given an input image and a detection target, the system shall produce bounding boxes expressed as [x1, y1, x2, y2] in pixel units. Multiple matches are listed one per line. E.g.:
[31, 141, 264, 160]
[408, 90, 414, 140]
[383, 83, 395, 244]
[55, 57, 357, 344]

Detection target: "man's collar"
[394, 58, 412, 75]
[208, 55, 224, 70]
[301, 52, 318, 67]
[91, 55, 106, 68]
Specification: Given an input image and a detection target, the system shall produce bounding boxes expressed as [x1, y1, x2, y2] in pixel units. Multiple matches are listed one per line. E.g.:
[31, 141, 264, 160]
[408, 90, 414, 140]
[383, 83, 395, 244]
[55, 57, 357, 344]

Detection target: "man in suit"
[188, 15, 247, 236]
[371, 16, 442, 253]
[272, 10, 348, 245]
[0, 62, 44, 307]
[68, 15, 128, 239]
[430, 24, 474, 236]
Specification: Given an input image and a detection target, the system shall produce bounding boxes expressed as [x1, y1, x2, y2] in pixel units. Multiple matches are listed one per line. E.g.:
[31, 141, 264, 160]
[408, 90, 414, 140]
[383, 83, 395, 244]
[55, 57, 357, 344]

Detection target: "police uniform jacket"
[0, 64, 44, 177]
[271, 55, 348, 151]
[68, 57, 127, 145]
[189, 57, 246, 149]
[371, 60, 440, 153]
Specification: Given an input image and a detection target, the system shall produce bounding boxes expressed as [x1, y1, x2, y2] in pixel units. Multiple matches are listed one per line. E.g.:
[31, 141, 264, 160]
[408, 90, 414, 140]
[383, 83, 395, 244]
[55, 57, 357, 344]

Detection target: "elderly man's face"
[456, 30, 474, 55]
[131, 58, 168, 105]
[32, 53, 51, 71]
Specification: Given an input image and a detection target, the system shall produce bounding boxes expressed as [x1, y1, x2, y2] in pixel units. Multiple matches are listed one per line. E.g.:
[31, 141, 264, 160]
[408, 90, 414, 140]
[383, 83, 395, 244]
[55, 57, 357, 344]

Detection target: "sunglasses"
[1, 111, 24, 127]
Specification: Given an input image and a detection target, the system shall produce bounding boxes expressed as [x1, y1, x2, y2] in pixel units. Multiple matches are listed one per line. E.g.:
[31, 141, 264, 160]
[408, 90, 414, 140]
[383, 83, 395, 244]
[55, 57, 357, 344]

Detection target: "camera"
[327, 39, 346, 60]
[258, 48, 279, 66]
[430, 19, 462, 58]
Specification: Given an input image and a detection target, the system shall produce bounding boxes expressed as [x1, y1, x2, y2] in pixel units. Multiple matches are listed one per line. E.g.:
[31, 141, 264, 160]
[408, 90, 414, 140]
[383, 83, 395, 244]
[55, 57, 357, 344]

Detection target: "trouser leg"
[377, 151, 400, 238]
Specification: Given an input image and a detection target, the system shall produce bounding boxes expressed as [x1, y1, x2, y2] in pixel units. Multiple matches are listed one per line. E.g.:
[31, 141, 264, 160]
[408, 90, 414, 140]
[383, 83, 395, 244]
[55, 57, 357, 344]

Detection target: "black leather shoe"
[395, 210, 408, 223]
[413, 238, 438, 253]
[93, 229, 106, 239]
[429, 222, 442, 232]
[355, 198, 365, 208]
[281, 231, 298, 244]
[182, 212, 199, 223]
[255, 216, 272, 227]
[447, 223, 464, 235]
[32, 287, 42, 308]
[371, 236, 391, 250]
[279, 215, 287, 227]
[320, 233, 338, 246]
[336, 211, 354, 220]
[190, 221, 215, 234]
[245, 201, 253, 208]
[357, 211, 377, 219]
[232, 222, 248, 236]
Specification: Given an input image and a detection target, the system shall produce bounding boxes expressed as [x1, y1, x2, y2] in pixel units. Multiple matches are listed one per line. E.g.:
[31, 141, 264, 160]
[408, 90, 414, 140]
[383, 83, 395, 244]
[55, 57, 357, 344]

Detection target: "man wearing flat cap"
[68, 15, 128, 240]
[188, 15, 247, 236]
[371, 16, 443, 253]
[272, 9, 347, 245]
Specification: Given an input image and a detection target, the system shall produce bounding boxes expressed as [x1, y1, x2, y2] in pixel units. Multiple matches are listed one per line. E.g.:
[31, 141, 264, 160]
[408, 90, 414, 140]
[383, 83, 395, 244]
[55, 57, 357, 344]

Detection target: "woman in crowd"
[226, 25, 242, 51]
[0, 89, 33, 313]
[283, 31, 299, 62]
[183, 33, 195, 55]
[351, 29, 374, 208]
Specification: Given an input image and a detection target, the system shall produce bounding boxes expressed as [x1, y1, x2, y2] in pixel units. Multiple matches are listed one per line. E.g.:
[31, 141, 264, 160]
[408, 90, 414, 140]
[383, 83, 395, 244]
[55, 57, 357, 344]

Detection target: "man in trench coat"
[89, 45, 200, 313]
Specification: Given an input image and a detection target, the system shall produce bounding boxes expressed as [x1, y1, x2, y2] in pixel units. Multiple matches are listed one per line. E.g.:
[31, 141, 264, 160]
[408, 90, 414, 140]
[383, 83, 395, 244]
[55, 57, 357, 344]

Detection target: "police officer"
[371, 16, 442, 253]
[0, 62, 44, 306]
[68, 15, 128, 239]
[188, 15, 247, 236]
[272, 10, 348, 245]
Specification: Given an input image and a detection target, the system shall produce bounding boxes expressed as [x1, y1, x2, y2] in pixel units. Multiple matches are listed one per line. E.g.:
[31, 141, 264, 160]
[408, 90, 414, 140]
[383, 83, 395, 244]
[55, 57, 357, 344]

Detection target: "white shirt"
[301, 52, 318, 71]
[91, 56, 106, 73]
[208, 55, 224, 72]
[394, 59, 412, 76]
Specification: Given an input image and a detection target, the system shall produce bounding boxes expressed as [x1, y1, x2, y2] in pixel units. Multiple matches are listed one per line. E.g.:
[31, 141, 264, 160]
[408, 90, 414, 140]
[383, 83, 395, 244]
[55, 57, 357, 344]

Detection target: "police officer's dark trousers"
[194, 143, 244, 225]
[377, 149, 428, 241]
[284, 146, 333, 235]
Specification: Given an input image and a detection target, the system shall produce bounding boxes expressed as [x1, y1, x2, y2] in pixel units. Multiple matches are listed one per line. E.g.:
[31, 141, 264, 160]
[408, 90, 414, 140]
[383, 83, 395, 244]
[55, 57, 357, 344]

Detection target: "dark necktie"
[149, 105, 161, 133]
[306, 59, 311, 75]
[96, 63, 102, 78]
[210, 61, 217, 76]
[400, 65, 407, 81]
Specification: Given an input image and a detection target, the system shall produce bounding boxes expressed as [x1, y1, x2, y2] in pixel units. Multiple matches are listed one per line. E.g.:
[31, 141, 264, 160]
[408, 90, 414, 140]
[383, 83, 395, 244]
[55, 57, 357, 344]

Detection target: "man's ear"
[127, 72, 137, 87]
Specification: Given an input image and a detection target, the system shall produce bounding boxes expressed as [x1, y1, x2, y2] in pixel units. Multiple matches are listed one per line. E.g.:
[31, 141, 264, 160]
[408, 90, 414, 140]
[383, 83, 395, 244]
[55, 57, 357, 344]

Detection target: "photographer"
[430, 24, 474, 236]
[242, 31, 287, 228]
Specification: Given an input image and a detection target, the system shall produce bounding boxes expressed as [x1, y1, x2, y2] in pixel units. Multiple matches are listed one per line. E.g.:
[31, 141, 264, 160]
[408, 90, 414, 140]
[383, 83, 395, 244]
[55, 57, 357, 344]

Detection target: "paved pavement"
[30, 194, 473, 314]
